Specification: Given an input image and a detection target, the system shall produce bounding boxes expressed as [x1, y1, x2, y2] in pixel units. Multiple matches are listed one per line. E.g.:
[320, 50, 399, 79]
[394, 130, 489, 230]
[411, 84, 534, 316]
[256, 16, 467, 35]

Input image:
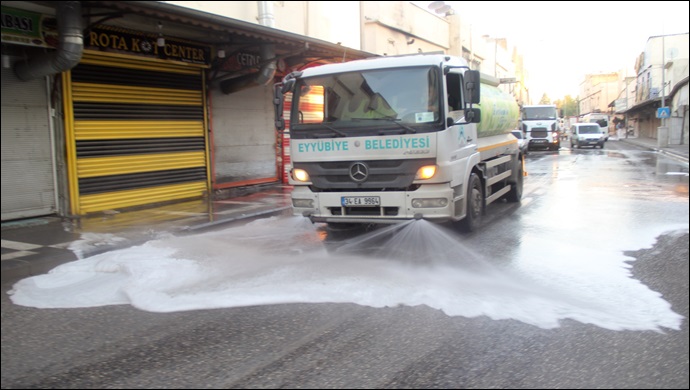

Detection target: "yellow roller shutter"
[64, 50, 210, 215]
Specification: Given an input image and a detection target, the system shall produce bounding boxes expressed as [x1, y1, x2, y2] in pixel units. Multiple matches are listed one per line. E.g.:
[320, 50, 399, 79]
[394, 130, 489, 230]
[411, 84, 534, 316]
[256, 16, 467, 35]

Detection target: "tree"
[561, 95, 578, 117]
[554, 95, 579, 117]
[538, 93, 551, 105]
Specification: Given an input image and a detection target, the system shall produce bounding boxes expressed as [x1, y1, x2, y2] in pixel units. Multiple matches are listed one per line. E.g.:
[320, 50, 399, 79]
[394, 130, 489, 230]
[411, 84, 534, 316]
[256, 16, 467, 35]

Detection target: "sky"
[8, 214, 687, 332]
[419, 1, 690, 101]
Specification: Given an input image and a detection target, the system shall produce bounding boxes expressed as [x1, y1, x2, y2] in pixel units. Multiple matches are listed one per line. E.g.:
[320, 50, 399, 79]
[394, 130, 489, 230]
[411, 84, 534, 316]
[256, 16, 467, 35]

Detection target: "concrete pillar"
[669, 117, 682, 145]
[657, 126, 669, 147]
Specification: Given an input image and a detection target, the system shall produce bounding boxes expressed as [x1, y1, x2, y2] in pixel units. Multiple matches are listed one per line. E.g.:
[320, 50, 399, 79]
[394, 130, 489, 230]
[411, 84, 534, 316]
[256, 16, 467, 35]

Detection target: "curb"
[2, 206, 293, 285]
[618, 139, 689, 164]
[658, 149, 689, 164]
[183, 206, 292, 232]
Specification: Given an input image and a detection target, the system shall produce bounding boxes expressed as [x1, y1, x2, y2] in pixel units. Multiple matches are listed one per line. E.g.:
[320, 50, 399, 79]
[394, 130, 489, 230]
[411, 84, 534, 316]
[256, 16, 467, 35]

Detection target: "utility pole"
[625, 71, 629, 138]
[661, 34, 665, 127]
[658, 34, 669, 147]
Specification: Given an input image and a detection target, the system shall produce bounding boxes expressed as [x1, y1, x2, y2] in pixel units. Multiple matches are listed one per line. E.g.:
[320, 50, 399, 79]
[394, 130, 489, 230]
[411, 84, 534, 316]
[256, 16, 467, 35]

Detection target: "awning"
[621, 96, 661, 115]
[80, 0, 377, 73]
[622, 77, 688, 115]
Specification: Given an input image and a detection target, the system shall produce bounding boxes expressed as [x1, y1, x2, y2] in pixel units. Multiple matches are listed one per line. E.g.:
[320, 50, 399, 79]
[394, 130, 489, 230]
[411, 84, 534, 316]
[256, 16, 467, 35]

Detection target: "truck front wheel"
[505, 159, 523, 203]
[457, 173, 483, 233]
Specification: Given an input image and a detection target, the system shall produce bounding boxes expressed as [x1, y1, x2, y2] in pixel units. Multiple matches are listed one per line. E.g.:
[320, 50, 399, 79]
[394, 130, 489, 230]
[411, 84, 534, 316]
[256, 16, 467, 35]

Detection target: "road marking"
[1, 250, 38, 261]
[1, 240, 42, 251]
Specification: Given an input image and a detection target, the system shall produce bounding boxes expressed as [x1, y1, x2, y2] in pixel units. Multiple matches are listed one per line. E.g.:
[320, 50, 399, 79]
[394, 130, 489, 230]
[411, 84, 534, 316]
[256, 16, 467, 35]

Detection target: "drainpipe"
[220, 1, 277, 94]
[14, 1, 84, 82]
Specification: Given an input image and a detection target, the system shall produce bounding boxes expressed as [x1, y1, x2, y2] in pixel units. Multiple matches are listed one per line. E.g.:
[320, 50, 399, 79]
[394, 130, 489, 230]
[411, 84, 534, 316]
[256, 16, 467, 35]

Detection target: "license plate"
[341, 196, 380, 206]
[532, 139, 546, 143]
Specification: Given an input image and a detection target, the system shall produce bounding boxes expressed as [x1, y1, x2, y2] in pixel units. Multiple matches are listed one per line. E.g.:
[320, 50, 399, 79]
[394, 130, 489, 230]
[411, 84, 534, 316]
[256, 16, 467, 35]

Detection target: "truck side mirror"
[464, 70, 481, 104]
[465, 108, 481, 123]
[273, 83, 285, 131]
[281, 78, 296, 94]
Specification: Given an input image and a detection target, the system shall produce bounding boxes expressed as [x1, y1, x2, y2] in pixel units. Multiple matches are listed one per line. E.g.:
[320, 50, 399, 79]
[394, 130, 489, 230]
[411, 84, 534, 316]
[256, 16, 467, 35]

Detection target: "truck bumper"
[291, 184, 456, 224]
[528, 138, 559, 150]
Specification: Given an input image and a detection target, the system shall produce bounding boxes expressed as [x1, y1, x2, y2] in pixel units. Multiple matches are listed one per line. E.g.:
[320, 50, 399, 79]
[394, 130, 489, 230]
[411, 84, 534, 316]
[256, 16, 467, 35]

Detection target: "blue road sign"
[656, 107, 670, 119]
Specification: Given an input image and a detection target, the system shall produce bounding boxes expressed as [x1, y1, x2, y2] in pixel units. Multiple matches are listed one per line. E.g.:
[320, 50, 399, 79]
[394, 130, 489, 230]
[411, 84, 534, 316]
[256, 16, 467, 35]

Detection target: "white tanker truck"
[273, 53, 524, 233]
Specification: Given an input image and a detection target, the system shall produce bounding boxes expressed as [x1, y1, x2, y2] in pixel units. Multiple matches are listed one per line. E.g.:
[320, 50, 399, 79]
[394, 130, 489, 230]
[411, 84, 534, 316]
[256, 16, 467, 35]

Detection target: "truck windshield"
[522, 107, 557, 120]
[579, 125, 601, 134]
[290, 66, 442, 137]
[589, 118, 608, 128]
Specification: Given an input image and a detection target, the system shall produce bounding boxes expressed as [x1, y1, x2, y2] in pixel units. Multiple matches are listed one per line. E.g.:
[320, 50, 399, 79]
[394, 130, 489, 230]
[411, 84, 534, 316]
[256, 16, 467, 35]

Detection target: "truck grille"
[531, 128, 548, 138]
[295, 158, 435, 191]
[329, 206, 399, 216]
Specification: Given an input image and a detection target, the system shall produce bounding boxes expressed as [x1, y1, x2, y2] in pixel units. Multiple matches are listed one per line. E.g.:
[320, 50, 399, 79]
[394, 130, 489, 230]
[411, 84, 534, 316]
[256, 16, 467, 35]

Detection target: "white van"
[581, 113, 610, 141]
[570, 123, 607, 149]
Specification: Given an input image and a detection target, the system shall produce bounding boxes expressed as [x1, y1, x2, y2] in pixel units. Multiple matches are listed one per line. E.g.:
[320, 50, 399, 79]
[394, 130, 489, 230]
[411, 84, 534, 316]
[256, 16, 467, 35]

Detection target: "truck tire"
[457, 173, 483, 233]
[505, 159, 523, 203]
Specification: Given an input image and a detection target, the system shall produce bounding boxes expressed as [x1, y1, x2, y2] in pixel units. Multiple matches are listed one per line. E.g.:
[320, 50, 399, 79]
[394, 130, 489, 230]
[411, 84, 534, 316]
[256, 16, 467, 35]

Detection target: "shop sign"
[615, 98, 627, 113]
[86, 25, 211, 66]
[220, 51, 264, 72]
[1, 6, 59, 48]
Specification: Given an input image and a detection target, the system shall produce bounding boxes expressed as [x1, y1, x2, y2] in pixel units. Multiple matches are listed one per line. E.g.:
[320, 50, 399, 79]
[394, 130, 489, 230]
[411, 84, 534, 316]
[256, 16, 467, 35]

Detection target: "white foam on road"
[8, 216, 686, 332]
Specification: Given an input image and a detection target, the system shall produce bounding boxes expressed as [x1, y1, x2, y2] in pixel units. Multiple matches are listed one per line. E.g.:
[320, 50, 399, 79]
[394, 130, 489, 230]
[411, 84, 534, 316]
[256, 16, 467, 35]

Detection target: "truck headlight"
[292, 168, 310, 182]
[411, 198, 448, 208]
[292, 198, 314, 208]
[415, 165, 437, 180]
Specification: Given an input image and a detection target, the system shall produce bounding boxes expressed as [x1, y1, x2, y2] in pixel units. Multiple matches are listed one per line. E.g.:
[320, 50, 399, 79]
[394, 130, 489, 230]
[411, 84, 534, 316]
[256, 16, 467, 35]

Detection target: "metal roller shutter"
[1, 63, 56, 221]
[65, 51, 209, 215]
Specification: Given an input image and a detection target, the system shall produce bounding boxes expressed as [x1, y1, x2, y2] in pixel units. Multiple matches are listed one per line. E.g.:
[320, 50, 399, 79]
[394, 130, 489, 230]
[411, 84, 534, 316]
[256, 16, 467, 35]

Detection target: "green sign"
[1, 6, 58, 48]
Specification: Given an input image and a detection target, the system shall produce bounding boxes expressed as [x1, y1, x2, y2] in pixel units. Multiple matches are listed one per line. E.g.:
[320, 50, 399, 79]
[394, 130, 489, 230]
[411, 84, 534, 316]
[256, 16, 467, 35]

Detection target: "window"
[292, 66, 443, 127]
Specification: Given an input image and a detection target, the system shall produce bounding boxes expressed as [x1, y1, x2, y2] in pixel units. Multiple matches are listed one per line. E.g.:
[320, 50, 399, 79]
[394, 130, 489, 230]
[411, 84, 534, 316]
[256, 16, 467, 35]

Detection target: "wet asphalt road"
[2, 140, 688, 389]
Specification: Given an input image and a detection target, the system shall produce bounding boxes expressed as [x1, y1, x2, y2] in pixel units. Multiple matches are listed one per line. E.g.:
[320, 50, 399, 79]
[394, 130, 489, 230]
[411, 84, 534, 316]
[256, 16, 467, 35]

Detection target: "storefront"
[1, 63, 57, 220]
[625, 97, 662, 140]
[2, 1, 375, 220]
[63, 25, 211, 215]
[1, 4, 60, 220]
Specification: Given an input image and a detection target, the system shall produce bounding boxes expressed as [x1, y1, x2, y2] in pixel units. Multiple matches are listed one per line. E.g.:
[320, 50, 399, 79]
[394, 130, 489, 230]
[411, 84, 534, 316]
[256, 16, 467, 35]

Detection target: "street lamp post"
[428, 1, 453, 15]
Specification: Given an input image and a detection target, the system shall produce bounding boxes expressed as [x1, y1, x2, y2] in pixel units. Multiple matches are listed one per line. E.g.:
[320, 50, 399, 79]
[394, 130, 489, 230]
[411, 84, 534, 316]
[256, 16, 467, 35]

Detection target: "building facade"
[624, 33, 689, 143]
[579, 72, 619, 118]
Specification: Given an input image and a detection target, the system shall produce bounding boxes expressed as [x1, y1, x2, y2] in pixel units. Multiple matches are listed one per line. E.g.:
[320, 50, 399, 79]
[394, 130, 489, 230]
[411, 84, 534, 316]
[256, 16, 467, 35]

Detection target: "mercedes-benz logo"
[349, 162, 369, 182]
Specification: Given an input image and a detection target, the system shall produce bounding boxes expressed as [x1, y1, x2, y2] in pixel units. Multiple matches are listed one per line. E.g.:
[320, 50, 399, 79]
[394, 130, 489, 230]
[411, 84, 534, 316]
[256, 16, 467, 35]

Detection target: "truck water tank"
[477, 83, 519, 137]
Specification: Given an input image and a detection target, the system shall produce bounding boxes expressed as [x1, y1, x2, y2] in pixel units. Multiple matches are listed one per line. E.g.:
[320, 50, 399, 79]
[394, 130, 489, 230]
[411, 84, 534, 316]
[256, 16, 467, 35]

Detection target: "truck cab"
[521, 105, 560, 151]
[273, 54, 524, 233]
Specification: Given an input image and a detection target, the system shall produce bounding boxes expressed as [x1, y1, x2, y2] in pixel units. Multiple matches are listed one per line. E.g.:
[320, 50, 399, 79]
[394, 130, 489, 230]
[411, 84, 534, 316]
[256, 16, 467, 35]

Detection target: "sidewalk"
[1, 183, 293, 283]
[613, 135, 689, 163]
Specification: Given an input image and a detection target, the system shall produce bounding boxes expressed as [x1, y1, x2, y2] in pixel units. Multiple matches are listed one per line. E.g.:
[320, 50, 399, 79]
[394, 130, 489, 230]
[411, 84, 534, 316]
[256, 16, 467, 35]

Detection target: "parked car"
[569, 123, 607, 149]
[511, 130, 528, 155]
